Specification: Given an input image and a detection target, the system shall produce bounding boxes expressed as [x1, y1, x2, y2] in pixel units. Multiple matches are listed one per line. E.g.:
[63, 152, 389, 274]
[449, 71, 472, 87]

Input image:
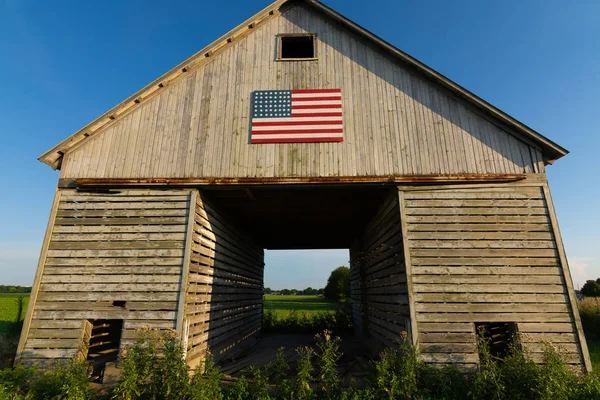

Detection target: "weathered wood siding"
[398, 181, 589, 369]
[350, 191, 409, 352]
[185, 192, 264, 368]
[18, 189, 193, 366]
[59, 3, 544, 180]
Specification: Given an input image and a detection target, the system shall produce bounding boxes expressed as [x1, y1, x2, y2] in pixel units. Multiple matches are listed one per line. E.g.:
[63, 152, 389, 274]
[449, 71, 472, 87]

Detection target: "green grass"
[264, 295, 336, 317]
[0, 293, 29, 336]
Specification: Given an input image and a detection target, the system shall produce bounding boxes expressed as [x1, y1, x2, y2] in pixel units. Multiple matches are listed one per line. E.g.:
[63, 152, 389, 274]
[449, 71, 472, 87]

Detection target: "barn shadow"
[277, 2, 537, 173]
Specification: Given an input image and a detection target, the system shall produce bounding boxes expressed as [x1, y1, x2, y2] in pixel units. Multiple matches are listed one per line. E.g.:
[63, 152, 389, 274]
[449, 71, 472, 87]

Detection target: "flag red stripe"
[292, 104, 342, 110]
[291, 89, 341, 94]
[292, 96, 342, 101]
[252, 120, 342, 126]
[290, 112, 342, 117]
[252, 137, 344, 143]
[251, 128, 344, 135]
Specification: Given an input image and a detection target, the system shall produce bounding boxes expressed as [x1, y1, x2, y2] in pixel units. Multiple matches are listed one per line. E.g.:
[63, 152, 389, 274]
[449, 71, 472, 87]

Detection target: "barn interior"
[193, 185, 409, 375]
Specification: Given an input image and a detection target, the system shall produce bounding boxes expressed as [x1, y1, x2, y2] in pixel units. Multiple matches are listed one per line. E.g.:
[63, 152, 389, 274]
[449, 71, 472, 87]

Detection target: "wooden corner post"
[542, 184, 593, 372]
[176, 190, 198, 351]
[397, 189, 419, 347]
[14, 189, 62, 365]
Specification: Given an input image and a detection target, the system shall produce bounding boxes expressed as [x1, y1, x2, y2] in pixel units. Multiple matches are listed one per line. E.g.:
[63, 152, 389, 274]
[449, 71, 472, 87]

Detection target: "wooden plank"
[420, 353, 479, 364]
[518, 323, 575, 333]
[398, 191, 418, 346]
[412, 266, 560, 276]
[420, 343, 477, 353]
[413, 284, 565, 294]
[419, 332, 474, 343]
[416, 313, 571, 323]
[408, 224, 551, 233]
[415, 293, 568, 304]
[409, 240, 556, 250]
[415, 303, 569, 313]
[405, 207, 548, 216]
[411, 257, 558, 266]
[177, 191, 196, 337]
[418, 323, 475, 333]
[16, 190, 62, 364]
[412, 275, 563, 285]
[407, 231, 554, 240]
[542, 185, 591, 371]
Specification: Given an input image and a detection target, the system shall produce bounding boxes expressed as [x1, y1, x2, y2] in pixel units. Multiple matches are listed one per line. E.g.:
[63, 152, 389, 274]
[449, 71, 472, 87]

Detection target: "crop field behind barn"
[263, 295, 336, 317]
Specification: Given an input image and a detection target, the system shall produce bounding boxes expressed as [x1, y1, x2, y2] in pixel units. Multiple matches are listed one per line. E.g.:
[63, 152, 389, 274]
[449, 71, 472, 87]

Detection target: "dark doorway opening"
[476, 322, 519, 361]
[86, 319, 123, 383]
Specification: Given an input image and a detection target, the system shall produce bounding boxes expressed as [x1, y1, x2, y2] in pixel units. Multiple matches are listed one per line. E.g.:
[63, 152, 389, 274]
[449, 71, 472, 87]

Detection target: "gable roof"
[39, 0, 568, 170]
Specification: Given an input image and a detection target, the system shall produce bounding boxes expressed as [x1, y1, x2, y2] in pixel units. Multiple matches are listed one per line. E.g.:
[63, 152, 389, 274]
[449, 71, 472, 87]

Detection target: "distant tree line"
[264, 287, 324, 296]
[581, 279, 600, 297]
[264, 265, 351, 301]
[0, 285, 31, 293]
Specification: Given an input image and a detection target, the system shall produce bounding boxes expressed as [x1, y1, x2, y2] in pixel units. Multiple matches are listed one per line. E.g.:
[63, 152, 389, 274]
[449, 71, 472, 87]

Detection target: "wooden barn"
[17, 0, 591, 374]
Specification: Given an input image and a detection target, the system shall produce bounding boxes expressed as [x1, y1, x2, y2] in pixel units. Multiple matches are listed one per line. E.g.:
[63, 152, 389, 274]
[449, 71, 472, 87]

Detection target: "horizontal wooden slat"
[412, 275, 562, 285]
[406, 207, 548, 216]
[409, 240, 555, 249]
[413, 284, 565, 294]
[414, 293, 568, 303]
[415, 303, 568, 313]
[412, 266, 560, 276]
[416, 313, 571, 323]
[419, 332, 475, 343]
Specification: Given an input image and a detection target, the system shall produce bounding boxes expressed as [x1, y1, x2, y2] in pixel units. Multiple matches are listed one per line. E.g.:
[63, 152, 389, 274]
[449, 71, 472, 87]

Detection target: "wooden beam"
[60, 174, 527, 188]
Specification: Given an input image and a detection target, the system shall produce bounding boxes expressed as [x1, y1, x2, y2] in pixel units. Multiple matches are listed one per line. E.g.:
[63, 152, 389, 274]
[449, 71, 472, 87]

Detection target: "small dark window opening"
[475, 322, 519, 361]
[86, 319, 123, 383]
[279, 35, 315, 59]
[112, 300, 126, 308]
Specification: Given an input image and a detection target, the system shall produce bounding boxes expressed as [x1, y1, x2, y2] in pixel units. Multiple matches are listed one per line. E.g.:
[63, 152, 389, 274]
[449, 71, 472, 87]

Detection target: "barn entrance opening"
[200, 185, 406, 375]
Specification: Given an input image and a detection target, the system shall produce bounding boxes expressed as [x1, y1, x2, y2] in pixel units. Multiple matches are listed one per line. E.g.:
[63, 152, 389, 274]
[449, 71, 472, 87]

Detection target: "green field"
[0, 293, 29, 336]
[264, 294, 336, 316]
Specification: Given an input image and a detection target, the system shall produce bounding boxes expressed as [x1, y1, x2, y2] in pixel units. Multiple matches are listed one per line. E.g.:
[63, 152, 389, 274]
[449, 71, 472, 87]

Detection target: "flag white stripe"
[252, 133, 344, 139]
[291, 100, 342, 106]
[292, 108, 342, 114]
[292, 93, 342, 99]
[252, 116, 342, 123]
[251, 124, 343, 131]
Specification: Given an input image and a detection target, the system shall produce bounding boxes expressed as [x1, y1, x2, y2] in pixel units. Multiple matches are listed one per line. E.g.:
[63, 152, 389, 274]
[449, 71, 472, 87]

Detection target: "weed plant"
[2, 329, 600, 399]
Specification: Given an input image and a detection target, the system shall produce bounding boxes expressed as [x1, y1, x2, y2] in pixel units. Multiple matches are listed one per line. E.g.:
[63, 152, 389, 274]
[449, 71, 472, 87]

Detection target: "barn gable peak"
[39, 0, 567, 170]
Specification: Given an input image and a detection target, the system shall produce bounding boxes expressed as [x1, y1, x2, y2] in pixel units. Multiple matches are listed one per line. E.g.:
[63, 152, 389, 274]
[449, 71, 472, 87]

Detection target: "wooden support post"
[543, 185, 592, 372]
[398, 189, 419, 347]
[176, 190, 198, 348]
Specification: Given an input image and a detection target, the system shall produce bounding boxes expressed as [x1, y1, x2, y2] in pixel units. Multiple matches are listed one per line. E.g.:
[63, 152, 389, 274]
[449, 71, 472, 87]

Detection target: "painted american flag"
[250, 89, 343, 143]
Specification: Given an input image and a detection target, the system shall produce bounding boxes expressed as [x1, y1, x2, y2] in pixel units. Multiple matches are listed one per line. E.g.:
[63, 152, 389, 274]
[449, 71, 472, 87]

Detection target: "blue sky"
[0, 0, 598, 290]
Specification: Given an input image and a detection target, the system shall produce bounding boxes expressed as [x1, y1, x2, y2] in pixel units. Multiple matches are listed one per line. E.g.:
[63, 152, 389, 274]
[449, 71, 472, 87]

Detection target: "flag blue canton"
[252, 90, 292, 118]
